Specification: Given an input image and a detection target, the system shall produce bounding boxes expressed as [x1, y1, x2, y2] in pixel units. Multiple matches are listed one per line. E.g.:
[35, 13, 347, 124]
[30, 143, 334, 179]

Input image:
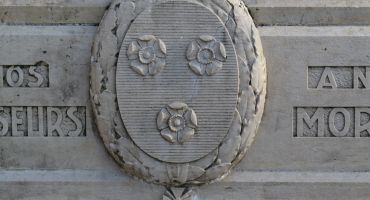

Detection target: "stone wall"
[0, 1, 369, 199]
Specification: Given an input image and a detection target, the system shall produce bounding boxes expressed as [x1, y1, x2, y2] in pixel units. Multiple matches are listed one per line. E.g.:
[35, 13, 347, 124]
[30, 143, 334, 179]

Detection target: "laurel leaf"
[218, 110, 242, 163]
[195, 163, 231, 182]
[187, 165, 205, 181]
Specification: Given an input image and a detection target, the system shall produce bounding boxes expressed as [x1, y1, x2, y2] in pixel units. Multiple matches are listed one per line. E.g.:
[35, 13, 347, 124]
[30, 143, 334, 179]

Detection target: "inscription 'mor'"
[0, 106, 85, 137]
[308, 66, 370, 89]
[294, 107, 370, 137]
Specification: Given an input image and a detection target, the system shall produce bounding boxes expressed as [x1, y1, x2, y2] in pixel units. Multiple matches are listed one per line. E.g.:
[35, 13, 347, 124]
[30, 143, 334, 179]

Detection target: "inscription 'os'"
[0, 61, 49, 88]
[294, 107, 370, 137]
[0, 106, 85, 137]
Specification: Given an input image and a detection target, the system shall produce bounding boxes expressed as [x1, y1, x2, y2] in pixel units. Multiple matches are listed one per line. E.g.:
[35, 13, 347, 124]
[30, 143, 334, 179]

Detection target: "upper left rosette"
[127, 35, 167, 76]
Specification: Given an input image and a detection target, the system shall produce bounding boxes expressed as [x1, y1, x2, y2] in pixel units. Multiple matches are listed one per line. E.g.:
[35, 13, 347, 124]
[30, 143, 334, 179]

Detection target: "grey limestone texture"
[0, 0, 369, 200]
[0, 0, 369, 25]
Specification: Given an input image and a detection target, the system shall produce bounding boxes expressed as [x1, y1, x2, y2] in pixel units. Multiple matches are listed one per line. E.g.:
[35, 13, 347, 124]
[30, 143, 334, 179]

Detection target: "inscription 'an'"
[308, 66, 370, 89]
[294, 107, 370, 137]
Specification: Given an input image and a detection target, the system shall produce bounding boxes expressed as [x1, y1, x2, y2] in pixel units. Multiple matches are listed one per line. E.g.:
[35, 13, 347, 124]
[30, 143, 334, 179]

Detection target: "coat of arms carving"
[90, 0, 266, 193]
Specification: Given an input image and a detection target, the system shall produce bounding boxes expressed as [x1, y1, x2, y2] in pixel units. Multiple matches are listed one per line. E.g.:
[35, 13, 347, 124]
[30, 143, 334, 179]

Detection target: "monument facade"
[0, 0, 369, 199]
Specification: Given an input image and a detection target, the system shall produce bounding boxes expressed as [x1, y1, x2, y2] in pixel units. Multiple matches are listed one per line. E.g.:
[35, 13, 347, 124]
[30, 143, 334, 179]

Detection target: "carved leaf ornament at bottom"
[90, 0, 266, 187]
[163, 187, 196, 200]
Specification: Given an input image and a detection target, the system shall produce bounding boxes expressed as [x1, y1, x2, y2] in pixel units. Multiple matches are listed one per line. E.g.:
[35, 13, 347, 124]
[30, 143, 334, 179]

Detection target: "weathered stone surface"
[0, 1, 369, 26]
[0, 26, 122, 172]
[0, 1, 369, 199]
[238, 26, 370, 172]
[0, 24, 367, 199]
[0, 0, 109, 24]
[246, 0, 370, 26]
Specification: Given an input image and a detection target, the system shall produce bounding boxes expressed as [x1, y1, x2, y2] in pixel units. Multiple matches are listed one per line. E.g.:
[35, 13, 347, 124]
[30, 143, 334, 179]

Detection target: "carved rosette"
[157, 102, 198, 144]
[90, 0, 266, 187]
[127, 35, 167, 76]
[187, 35, 227, 76]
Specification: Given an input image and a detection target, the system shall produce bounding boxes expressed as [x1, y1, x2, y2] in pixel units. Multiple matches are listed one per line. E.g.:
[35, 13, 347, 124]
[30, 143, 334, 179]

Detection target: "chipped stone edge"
[90, 0, 266, 186]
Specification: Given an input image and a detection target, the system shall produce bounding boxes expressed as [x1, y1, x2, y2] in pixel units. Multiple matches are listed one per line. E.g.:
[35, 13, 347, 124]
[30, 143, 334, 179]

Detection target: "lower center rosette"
[157, 102, 198, 144]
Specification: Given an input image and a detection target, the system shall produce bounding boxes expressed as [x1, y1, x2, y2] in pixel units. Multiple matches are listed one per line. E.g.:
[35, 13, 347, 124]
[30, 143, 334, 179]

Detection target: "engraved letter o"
[6, 66, 24, 87]
[328, 108, 350, 137]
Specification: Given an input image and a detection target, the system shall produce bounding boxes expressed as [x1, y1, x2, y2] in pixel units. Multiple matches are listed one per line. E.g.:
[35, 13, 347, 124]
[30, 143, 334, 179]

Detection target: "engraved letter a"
[317, 67, 337, 89]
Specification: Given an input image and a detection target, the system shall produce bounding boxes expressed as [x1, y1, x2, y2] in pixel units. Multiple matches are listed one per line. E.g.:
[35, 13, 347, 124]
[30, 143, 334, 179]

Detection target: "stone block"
[0, 25, 368, 199]
[0, 1, 370, 26]
[238, 26, 370, 172]
[0, 26, 120, 171]
[0, 1, 368, 199]
[245, 0, 370, 25]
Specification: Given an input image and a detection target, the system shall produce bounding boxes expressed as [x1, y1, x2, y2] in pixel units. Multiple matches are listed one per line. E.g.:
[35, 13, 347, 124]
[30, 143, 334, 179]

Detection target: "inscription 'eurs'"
[0, 106, 86, 137]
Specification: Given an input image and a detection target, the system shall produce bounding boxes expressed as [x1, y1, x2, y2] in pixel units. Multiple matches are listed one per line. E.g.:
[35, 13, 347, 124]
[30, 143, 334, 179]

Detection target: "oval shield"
[91, 0, 266, 185]
[116, 1, 238, 163]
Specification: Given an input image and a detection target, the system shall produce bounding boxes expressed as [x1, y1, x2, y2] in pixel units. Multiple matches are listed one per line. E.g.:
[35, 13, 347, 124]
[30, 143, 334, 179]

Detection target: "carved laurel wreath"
[90, 0, 266, 186]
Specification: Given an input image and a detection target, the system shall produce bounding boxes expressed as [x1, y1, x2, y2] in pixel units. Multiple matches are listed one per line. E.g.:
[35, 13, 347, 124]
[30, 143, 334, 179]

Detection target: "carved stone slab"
[91, 0, 266, 186]
[240, 26, 370, 172]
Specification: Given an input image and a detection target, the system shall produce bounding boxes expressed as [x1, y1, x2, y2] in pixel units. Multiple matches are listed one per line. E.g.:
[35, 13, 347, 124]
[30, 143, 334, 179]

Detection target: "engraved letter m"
[297, 108, 324, 137]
